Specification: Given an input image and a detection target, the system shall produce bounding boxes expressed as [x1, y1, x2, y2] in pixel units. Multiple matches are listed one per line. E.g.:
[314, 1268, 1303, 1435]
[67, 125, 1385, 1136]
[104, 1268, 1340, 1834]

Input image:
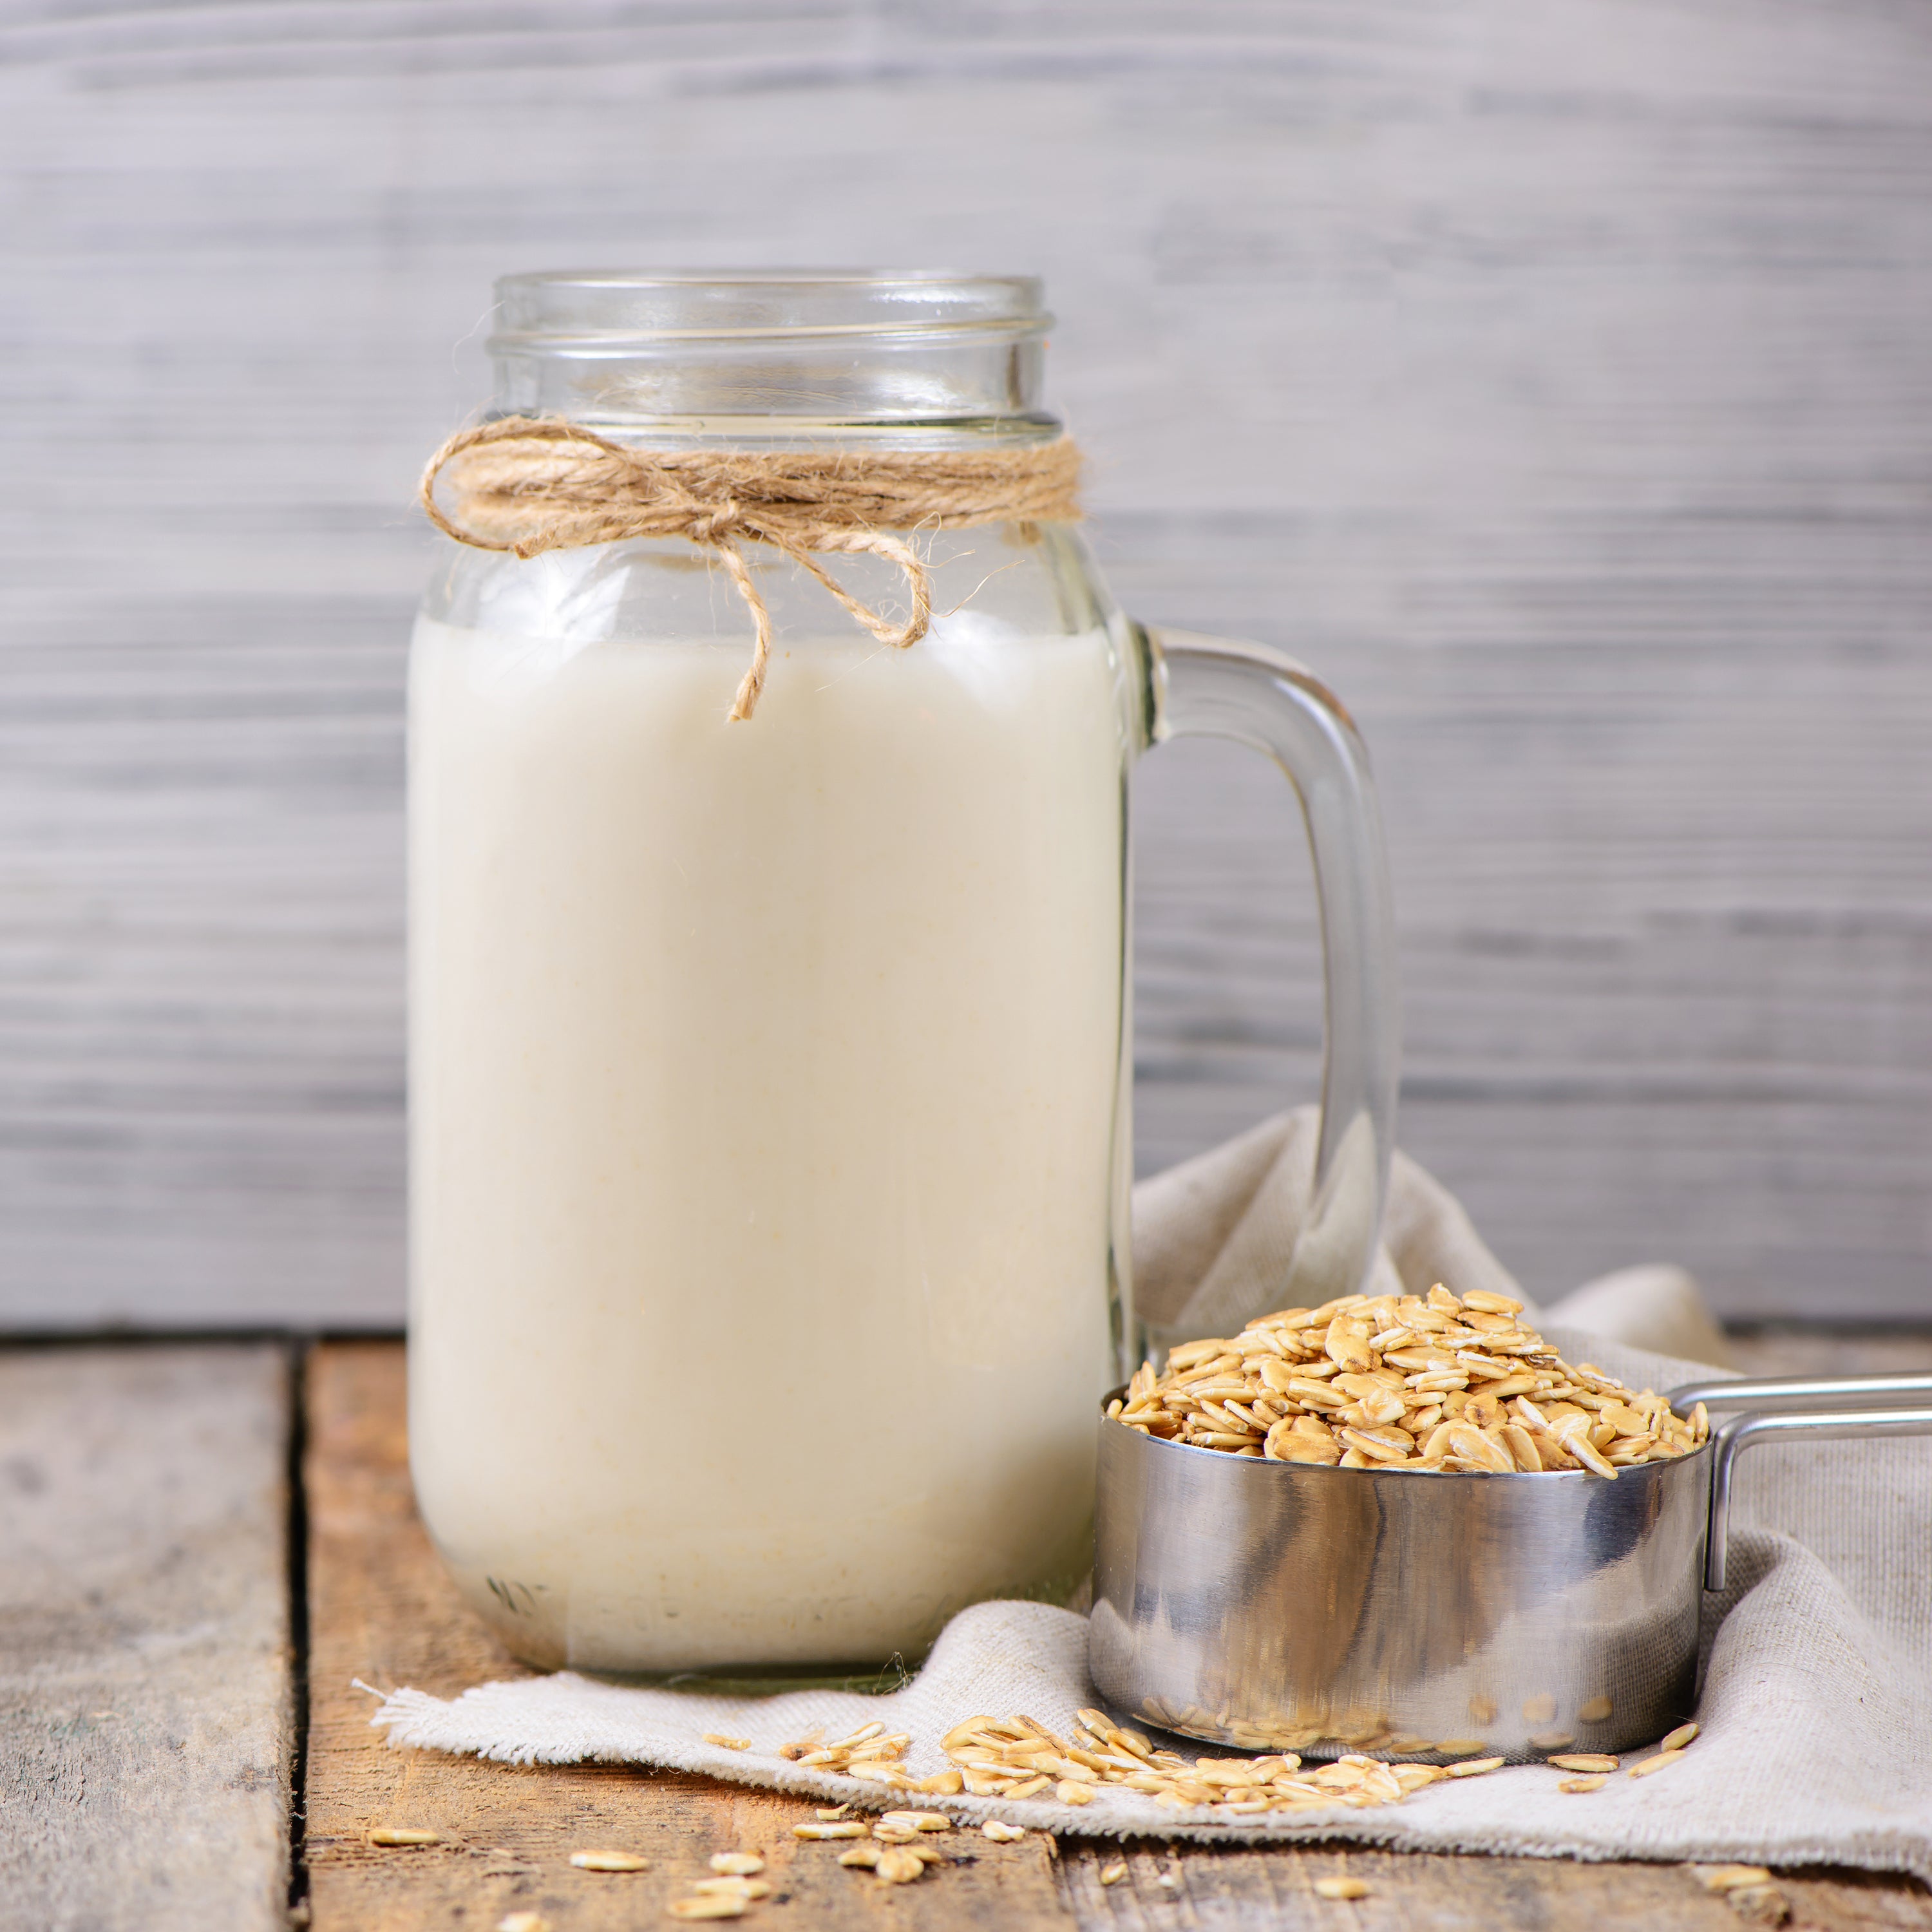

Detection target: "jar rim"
[489, 269, 1052, 350]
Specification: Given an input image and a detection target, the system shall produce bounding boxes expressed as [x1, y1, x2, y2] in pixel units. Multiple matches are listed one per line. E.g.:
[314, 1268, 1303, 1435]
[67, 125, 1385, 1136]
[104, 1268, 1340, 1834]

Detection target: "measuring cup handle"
[1705, 1406, 1932, 1591]
[1142, 627, 1401, 1312]
[1667, 1370, 1932, 1415]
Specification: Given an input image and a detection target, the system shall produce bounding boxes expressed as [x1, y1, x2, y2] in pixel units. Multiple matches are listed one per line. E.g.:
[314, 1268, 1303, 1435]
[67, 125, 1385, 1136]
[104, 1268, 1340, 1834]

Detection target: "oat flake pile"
[1112, 1283, 1710, 1476]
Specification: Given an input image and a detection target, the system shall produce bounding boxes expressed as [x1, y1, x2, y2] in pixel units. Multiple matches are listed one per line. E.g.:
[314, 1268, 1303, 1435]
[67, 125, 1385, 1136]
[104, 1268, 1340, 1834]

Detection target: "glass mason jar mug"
[410, 272, 1399, 1676]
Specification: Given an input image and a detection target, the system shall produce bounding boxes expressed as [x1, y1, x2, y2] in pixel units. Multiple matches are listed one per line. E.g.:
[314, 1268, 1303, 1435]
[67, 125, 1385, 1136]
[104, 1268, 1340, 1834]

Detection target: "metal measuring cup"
[1090, 1369, 1932, 1761]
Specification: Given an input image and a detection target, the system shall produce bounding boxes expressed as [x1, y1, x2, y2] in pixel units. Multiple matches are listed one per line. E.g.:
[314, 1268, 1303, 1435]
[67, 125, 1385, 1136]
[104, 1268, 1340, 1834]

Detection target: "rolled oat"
[1115, 1285, 1707, 1478]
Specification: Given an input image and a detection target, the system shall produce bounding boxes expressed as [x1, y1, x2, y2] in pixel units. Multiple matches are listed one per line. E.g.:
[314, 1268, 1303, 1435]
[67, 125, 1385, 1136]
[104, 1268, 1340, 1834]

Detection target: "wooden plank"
[302, 1340, 1073, 1929]
[3, 0, 1931, 1327]
[0, 1343, 292, 1930]
[304, 1338, 1932, 1929]
[1059, 1841, 1932, 1930]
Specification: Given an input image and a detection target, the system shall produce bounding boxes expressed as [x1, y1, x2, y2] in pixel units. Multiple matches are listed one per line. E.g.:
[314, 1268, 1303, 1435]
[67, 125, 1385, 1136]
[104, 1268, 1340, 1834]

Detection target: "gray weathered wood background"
[0, 1345, 292, 1927]
[2, 1, 1927, 1327]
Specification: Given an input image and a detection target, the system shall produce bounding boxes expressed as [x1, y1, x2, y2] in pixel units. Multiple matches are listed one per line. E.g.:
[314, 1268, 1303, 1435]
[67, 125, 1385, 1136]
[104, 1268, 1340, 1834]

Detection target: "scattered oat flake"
[1660, 1721, 1700, 1753]
[708, 1853, 765, 1875]
[1548, 1754, 1619, 1773]
[1558, 1776, 1609, 1794]
[880, 1810, 951, 1832]
[1578, 1695, 1614, 1722]
[497, 1916, 548, 1932]
[983, 1820, 1027, 1842]
[368, 1827, 440, 1847]
[936, 1708, 1497, 1822]
[1315, 1875, 1368, 1899]
[1697, 1865, 1775, 1892]
[703, 1733, 753, 1751]
[1100, 1860, 1129, 1885]
[695, 1877, 772, 1899]
[666, 1899, 747, 1922]
[839, 1844, 881, 1868]
[1444, 1756, 1506, 1778]
[875, 1848, 927, 1884]
[815, 1806, 849, 1821]
[571, 1849, 649, 1871]
[794, 1821, 869, 1839]
[1629, 1750, 1686, 1779]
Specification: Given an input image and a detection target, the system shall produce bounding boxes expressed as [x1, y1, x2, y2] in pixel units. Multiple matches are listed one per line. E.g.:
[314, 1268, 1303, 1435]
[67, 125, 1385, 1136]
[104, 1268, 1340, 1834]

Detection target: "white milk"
[408, 614, 1132, 1671]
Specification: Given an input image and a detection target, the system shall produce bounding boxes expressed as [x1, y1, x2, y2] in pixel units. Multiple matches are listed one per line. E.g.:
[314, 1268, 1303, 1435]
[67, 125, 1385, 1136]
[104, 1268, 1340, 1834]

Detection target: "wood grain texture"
[1059, 1841, 1932, 1931]
[305, 1339, 1932, 1929]
[0, 1344, 292, 1930]
[303, 1340, 1072, 1929]
[1130, 629, 1932, 1316]
[1, 0, 1928, 1323]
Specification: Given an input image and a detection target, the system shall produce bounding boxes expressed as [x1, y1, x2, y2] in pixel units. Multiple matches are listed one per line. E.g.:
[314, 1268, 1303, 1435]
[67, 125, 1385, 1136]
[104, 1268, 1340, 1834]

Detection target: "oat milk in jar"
[408, 272, 1399, 1674]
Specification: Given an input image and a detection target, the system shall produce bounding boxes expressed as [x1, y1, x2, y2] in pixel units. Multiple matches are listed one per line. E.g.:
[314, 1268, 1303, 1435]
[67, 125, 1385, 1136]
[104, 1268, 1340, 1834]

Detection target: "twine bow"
[419, 417, 1082, 721]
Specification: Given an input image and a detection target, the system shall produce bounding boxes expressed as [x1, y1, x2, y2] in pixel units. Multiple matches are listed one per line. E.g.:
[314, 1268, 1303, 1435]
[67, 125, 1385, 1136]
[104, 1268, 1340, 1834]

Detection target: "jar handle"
[1142, 627, 1401, 1320]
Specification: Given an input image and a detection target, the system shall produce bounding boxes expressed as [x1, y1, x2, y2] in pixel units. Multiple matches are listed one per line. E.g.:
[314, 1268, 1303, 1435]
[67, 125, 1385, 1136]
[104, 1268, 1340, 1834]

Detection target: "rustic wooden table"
[5, 1333, 1930, 1930]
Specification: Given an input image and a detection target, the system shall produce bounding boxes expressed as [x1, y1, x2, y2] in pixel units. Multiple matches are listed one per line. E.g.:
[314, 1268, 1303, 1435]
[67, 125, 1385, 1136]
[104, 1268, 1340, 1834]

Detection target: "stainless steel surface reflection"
[1092, 1370, 1932, 1763]
[1092, 1410, 1705, 1761]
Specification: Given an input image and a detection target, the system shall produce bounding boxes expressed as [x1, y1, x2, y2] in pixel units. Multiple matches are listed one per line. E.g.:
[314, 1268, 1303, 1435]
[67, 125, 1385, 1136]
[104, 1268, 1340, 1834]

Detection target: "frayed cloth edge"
[356, 1681, 1932, 1882]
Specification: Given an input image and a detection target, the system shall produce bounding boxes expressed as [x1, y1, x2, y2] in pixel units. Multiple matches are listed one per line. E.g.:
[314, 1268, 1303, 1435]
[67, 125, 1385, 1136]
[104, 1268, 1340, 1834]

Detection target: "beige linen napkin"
[1136, 1104, 1737, 1365]
[370, 1120, 1930, 1874]
[1133, 1106, 1534, 1345]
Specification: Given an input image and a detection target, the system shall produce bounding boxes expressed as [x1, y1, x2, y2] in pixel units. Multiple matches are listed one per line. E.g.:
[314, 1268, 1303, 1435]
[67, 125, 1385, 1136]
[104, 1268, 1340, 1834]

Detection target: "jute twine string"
[419, 416, 1083, 720]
